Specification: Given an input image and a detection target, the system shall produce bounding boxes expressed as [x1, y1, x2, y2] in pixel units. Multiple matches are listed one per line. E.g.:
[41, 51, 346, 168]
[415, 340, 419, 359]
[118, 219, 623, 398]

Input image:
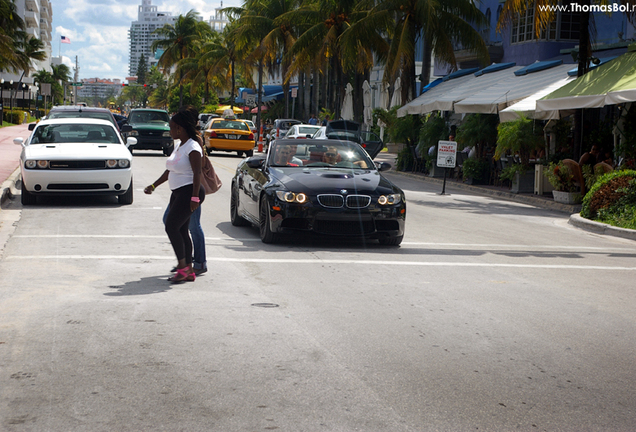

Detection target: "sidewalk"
[0, 124, 29, 205]
[375, 151, 636, 241]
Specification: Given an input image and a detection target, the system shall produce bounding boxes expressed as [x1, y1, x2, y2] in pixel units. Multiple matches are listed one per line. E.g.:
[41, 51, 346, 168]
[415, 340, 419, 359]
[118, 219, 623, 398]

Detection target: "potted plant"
[462, 158, 489, 184]
[545, 161, 582, 204]
[416, 113, 449, 177]
[495, 115, 544, 193]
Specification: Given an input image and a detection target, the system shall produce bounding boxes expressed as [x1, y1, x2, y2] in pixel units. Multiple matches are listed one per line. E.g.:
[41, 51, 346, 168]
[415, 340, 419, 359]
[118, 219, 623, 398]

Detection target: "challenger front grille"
[49, 160, 107, 169]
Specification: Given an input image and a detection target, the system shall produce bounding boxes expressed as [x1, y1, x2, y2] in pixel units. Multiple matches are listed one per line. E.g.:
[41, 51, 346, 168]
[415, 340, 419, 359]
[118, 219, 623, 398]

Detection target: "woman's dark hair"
[171, 105, 199, 140]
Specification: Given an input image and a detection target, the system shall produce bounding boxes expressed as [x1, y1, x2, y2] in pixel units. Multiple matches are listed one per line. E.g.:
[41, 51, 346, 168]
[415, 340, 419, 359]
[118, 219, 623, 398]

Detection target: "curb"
[390, 170, 582, 215]
[568, 213, 636, 241]
[0, 168, 20, 207]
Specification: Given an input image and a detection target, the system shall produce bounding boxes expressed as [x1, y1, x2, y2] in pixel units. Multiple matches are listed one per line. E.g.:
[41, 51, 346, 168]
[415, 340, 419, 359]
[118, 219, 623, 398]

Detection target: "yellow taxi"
[203, 117, 255, 157]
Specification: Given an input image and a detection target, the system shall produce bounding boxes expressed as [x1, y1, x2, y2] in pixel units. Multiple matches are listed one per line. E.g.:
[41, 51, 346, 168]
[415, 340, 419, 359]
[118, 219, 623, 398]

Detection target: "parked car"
[325, 120, 384, 159]
[197, 113, 218, 130]
[203, 117, 255, 157]
[230, 139, 405, 245]
[265, 119, 302, 145]
[14, 118, 135, 205]
[283, 124, 322, 139]
[311, 126, 327, 140]
[45, 106, 125, 133]
[125, 109, 174, 156]
[243, 119, 258, 136]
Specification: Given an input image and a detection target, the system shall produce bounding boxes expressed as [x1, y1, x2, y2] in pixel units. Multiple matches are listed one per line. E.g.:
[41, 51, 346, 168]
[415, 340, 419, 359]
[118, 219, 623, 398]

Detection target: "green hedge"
[2, 110, 27, 125]
[580, 169, 636, 229]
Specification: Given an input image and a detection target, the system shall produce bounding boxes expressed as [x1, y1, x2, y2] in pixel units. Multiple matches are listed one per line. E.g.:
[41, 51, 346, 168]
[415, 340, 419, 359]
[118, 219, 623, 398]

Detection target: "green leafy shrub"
[580, 170, 636, 225]
[462, 158, 489, 182]
[396, 146, 414, 171]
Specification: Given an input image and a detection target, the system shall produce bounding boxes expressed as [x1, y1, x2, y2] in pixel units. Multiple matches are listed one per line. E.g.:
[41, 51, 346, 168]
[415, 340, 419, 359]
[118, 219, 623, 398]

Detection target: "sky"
[53, 0, 242, 82]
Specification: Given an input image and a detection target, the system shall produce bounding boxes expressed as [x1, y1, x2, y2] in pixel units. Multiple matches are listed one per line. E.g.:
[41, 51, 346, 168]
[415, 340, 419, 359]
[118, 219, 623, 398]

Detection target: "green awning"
[536, 49, 636, 112]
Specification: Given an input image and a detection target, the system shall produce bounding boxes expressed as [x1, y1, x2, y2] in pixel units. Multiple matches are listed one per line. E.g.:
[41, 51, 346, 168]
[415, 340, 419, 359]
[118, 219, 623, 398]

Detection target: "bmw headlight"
[378, 194, 402, 205]
[162, 131, 171, 137]
[275, 191, 308, 204]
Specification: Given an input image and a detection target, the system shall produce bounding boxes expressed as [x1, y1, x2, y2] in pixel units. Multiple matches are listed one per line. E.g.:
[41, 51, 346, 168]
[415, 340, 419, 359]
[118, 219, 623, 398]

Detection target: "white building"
[209, 2, 229, 33]
[128, 0, 176, 76]
[76, 78, 123, 102]
[0, 0, 53, 108]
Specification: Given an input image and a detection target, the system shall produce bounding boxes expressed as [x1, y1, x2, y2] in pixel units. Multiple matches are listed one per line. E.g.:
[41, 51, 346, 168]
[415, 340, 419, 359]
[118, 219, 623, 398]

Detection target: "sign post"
[436, 140, 458, 195]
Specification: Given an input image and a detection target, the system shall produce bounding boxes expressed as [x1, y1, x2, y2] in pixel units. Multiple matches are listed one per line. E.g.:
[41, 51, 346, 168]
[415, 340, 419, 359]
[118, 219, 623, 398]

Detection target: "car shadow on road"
[104, 275, 174, 296]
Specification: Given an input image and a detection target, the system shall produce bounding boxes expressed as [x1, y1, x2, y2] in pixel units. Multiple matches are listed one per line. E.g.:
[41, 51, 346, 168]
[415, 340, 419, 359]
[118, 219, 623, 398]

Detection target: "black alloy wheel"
[259, 197, 278, 243]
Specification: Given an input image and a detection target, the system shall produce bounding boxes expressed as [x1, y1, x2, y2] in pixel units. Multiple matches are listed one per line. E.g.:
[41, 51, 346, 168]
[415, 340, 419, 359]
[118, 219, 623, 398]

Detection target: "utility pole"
[73, 56, 80, 105]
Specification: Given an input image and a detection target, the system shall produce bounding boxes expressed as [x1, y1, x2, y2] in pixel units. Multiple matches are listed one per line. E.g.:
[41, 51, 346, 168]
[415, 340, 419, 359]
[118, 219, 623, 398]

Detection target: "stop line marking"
[4, 255, 636, 271]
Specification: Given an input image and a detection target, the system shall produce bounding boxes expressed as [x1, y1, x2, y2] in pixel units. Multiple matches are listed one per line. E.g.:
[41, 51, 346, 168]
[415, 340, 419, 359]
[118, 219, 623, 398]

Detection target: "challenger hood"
[24, 143, 132, 160]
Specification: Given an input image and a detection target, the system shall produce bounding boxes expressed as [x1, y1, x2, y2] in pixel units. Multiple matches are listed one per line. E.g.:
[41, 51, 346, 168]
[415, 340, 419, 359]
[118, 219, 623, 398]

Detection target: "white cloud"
[52, 0, 243, 81]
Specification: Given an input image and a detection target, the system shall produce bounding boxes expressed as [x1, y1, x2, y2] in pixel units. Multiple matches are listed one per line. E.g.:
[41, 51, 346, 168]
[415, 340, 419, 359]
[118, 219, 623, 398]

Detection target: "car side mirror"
[376, 162, 391, 172]
[28, 123, 36, 131]
[13, 137, 24, 146]
[126, 137, 137, 148]
[120, 124, 133, 133]
[246, 157, 265, 169]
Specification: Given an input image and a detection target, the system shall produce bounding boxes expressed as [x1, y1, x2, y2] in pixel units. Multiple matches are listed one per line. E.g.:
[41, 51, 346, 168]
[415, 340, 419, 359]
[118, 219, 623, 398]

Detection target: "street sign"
[71, 83, 83, 87]
[437, 140, 457, 168]
[40, 83, 51, 96]
[291, 87, 298, 98]
[245, 94, 256, 107]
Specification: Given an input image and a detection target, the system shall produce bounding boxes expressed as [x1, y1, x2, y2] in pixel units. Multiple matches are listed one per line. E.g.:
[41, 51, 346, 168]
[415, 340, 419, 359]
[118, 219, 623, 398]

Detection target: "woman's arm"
[189, 149, 203, 212]
[144, 170, 169, 194]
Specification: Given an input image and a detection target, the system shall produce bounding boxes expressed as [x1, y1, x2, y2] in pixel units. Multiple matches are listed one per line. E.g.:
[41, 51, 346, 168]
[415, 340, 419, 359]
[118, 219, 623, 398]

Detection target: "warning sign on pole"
[436, 140, 458, 168]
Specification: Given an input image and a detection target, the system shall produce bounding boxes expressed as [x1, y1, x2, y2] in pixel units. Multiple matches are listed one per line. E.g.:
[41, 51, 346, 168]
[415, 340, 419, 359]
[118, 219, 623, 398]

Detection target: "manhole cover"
[251, 303, 279, 308]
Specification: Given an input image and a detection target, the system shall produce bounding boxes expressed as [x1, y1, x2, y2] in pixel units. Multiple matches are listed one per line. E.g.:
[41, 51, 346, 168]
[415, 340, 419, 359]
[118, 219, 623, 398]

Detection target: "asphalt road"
[1, 151, 635, 431]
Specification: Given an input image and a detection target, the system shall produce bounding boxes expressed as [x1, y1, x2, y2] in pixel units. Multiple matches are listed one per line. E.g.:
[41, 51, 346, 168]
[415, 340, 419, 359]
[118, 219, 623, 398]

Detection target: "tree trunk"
[304, 66, 311, 122]
[256, 60, 263, 142]
[573, 1, 591, 160]
[420, 37, 432, 90]
[231, 59, 236, 108]
[297, 71, 304, 121]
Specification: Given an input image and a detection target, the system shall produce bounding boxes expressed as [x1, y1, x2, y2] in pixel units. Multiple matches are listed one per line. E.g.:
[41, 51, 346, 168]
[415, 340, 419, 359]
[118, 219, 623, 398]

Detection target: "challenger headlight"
[106, 159, 131, 168]
[25, 160, 37, 169]
[378, 194, 402, 205]
[118, 159, 130, 168]
[36, 160, 49, 169]
[162, 131, 171, 137]
[275, 191, 308, 204]
[106, 159, 118, 168]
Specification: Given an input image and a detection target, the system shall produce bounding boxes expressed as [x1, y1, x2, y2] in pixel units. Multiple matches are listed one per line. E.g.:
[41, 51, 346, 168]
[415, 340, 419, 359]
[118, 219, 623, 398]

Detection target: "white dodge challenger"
[14, 118, 136, 205]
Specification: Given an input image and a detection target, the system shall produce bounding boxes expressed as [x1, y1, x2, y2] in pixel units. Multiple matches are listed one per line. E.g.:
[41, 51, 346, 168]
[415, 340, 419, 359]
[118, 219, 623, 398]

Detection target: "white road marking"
[4, 255, 636, 270]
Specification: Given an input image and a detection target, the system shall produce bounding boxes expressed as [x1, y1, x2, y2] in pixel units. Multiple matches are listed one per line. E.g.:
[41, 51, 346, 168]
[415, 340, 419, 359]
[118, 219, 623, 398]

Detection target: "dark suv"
[325, 120, 384, 159]
[46, 106, 119, 129]
[126, 109, 174, 156]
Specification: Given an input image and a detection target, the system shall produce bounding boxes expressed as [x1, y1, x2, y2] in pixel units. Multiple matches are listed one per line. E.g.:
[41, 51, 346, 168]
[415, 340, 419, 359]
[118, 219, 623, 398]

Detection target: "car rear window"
[130, 111, 170, 123]
[299, 126, 319, 134]
[279, 121, 299, 129]
[48, 111, 115, 125]
[32, 124, 119, 144]
[211, 120, 249, 131]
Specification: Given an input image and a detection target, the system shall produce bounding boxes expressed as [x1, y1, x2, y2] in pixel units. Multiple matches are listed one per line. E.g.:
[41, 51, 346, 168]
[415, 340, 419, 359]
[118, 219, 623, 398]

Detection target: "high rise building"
[128, 0, 176, 77]
[0, 0, 53, 108]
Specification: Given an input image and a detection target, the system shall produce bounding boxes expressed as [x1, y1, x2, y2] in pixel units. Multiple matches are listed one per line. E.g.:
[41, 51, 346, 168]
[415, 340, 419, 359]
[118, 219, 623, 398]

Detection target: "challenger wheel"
[118, 179, 134, 205]
[21, 187, 36, 206]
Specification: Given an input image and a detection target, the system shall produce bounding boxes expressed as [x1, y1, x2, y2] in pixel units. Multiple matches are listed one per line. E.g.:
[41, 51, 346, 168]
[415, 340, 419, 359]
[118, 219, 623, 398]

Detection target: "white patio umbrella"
[379, 81, 390, 110]
[341, 83, 354, 120]
[362, 80, 373, 127]
[390, 77, 402, 108]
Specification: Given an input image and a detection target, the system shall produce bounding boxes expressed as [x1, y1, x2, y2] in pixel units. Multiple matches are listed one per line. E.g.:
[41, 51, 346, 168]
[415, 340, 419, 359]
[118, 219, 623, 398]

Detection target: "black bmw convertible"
[230, 139, 406, 245]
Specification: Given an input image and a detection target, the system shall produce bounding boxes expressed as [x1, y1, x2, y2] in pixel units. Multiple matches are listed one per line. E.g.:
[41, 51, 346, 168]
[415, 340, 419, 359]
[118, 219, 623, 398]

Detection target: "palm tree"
[51, 63, 71, 105]
[0, 0, 26, 72]
[283, 0, 363, 118]
[152, 10, 203, 108]
[357, 0, 489, 103]
[227, 0, 301, 118]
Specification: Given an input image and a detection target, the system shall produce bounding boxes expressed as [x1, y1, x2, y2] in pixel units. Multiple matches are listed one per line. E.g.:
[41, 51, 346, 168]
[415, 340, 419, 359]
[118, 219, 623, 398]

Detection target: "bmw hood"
[270, 167, 396, 194]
